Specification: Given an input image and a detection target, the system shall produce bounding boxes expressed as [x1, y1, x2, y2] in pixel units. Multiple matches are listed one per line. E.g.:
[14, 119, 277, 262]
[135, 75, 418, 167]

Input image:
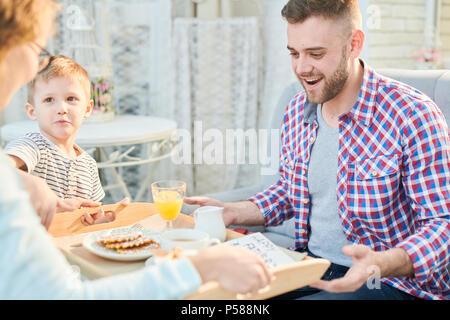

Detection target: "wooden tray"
[186, 257, 330, 300]
[50, 203, 331, 300]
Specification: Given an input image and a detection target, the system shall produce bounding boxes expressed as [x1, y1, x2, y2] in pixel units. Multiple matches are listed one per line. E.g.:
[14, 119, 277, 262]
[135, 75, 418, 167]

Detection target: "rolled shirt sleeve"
[397, 101, 450, 286]
[4, 136, 40, 173]
[248, 176, 295, 228]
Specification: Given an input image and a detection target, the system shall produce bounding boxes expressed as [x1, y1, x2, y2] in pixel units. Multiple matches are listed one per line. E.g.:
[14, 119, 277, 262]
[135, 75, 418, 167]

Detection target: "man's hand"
[184, 197, 264, 227]
[309, 244, 414, 293]
[188, 244, 274, 294]
[309, 244, 378, 293]
[184, 197, 235, 226]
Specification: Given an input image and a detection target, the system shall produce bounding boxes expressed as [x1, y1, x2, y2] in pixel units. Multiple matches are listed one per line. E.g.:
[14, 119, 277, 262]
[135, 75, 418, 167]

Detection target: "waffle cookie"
[97, 232, 143, 245]
[105, 236, 157, 250]
[115, 241, 161, 254]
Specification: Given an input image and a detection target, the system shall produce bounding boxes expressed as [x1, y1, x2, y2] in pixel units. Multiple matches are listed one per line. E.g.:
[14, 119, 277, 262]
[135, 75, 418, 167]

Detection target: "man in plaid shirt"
[185, 0, 449, 300]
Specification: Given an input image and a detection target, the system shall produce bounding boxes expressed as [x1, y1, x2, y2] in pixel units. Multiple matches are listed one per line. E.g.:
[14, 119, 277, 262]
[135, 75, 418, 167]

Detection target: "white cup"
[160, 228, 220, 251]
[193, 206, 227, 242]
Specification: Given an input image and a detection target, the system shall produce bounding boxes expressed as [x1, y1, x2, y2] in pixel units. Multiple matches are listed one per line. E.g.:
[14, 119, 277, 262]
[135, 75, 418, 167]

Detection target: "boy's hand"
[81, 207, 115, 225]
[80, 197, 130, 226]
[56, 198, 101, 213]
[116, 197, 131, 206]
[18, 169, 104, 229]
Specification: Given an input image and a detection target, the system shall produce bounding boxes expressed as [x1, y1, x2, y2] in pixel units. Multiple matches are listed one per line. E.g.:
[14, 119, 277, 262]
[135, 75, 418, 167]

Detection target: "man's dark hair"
[281, 0, 361, 31]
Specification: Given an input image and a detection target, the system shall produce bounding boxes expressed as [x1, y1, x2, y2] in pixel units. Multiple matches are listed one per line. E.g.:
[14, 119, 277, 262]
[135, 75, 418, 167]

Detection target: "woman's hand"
[188, 244, 273, 294]
[19, 171, 59, 229]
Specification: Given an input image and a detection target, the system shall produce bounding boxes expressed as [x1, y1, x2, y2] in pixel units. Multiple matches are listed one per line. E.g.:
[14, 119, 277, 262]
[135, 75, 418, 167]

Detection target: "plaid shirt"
[249, 62, 450, 300]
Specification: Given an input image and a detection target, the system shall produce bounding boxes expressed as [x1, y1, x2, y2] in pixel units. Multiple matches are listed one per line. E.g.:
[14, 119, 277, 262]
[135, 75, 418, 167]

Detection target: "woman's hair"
[0, 0, 59, 62]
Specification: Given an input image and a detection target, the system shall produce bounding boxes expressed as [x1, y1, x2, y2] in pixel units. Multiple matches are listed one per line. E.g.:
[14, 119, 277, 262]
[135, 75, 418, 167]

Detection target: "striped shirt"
[249, 60, 449, 300]
[5, 132, 105, 202]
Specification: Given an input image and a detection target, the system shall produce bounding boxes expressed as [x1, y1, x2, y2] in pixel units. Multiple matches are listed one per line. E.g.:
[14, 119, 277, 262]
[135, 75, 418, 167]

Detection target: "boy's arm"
[4, 136, 40, 173]
[8, 155, 28, 171]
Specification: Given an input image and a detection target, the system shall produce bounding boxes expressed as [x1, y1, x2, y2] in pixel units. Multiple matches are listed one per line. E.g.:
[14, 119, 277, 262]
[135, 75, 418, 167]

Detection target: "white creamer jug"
[193, 206, 226, 242]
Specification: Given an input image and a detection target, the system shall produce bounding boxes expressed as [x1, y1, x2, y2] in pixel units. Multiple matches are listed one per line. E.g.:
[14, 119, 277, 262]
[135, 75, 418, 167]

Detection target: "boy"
[5, 55, 108, 215]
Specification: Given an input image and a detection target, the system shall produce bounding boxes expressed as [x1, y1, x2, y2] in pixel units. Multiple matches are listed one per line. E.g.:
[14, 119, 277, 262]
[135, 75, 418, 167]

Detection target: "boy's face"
[26, 76, 92, 143]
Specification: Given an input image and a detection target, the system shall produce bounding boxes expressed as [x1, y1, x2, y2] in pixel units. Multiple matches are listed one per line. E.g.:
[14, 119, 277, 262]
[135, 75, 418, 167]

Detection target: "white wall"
[367, 0, 427, 69]
[440, 0, 450, 67]
[359, 0, 370, 62]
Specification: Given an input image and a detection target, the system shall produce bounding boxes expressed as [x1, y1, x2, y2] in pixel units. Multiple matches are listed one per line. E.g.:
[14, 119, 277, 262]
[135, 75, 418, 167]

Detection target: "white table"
[0, 115, 177, 201]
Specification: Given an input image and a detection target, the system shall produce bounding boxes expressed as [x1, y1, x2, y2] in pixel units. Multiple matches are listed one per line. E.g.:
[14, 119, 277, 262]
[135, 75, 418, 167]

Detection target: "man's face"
[287, 16, 351, 104]
[29, 77, 92, 142]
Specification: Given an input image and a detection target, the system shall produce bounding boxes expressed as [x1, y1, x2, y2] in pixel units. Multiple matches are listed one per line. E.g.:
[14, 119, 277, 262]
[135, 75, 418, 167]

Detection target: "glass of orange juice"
[151, 180, 186, 230]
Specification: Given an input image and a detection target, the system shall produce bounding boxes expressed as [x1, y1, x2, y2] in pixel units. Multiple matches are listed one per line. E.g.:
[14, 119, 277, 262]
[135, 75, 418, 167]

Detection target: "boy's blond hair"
[27, 55, 91, 104]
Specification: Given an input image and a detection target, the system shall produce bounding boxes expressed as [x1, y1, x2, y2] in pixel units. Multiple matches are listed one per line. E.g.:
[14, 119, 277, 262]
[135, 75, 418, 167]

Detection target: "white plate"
[83, 227, 161, 261]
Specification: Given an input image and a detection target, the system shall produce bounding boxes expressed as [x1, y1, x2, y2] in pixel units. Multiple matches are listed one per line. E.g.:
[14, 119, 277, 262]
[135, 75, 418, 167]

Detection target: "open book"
[225, 232, 301, 269]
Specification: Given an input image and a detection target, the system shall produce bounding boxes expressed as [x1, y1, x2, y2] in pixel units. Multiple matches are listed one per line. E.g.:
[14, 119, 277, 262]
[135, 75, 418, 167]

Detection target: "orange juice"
[154, 190, 183, 221]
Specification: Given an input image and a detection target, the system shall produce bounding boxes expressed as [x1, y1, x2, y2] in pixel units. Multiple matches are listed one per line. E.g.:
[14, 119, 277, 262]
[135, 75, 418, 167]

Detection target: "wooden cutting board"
[48, 202, 159, 238]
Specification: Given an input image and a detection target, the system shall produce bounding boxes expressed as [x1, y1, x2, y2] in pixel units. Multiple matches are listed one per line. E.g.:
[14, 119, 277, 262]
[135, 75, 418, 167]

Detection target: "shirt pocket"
[355, 154, 400, 180]
[347, 154, 401, 218]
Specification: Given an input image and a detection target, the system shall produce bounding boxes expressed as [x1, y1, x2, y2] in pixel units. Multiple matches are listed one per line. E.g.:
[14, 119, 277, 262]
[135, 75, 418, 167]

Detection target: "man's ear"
[349, 29, 365, 59]
[84, 99, 93, 118]
[25, 103, 37, 120]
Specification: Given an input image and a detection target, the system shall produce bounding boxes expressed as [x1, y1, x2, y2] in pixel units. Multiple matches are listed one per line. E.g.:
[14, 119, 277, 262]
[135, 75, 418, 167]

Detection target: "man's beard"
[300, 49, 350, 104]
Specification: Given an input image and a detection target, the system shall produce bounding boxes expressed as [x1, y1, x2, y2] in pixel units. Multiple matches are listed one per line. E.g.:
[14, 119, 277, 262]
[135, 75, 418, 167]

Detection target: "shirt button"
[372, 171, 378, 177]
[302, 198, 309, 205]
[310, 137, 315, 144]
[299, 229, 306, 234]
[302, 169, 307, 175]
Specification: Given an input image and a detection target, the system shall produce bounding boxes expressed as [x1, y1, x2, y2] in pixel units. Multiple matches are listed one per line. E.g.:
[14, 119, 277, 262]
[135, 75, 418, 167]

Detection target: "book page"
[226, 232, 297, 268]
